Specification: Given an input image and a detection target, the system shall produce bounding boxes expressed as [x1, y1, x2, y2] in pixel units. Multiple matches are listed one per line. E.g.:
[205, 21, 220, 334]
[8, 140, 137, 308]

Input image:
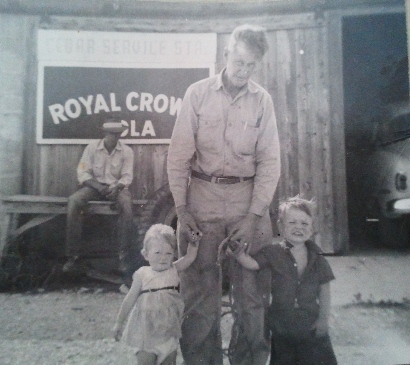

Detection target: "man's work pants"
[178, 177, 272, 365]
[65, 186, 134, 275]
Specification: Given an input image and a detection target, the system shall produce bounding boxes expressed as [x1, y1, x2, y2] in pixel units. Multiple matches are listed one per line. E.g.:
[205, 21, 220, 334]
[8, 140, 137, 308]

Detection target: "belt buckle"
[215, 177, 232, 184]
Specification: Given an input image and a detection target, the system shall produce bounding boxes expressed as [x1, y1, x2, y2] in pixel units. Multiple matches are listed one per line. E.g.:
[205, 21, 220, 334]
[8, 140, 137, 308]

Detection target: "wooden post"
[406, 0, 410, 96]
[0, 213, 18, 259]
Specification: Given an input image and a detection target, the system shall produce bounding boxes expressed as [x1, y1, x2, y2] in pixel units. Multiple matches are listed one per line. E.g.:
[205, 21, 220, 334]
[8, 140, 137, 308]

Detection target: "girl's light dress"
[122, 265, 184, 364]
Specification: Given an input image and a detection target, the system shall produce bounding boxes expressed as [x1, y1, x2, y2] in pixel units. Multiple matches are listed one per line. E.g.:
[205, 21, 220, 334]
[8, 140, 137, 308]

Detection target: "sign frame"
[36, 30, 217, 144]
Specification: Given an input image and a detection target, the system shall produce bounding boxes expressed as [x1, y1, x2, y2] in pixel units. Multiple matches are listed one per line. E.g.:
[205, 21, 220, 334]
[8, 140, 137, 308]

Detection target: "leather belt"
[191, 170, 254, 184]
[140, 285, 180, 294]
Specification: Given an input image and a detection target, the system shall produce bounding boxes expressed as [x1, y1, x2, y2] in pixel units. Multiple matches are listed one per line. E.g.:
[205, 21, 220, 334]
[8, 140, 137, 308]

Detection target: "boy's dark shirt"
[253, 240, 335, 339]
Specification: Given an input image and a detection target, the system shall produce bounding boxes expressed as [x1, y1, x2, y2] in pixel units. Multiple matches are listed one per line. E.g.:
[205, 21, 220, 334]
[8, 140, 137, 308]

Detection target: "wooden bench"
[0, 195, 147, 258]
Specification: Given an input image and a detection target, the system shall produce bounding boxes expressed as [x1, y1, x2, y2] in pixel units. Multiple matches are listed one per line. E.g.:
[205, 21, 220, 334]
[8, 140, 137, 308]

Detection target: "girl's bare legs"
[161, 350, 177, 365]
[136, 351, 156, 365]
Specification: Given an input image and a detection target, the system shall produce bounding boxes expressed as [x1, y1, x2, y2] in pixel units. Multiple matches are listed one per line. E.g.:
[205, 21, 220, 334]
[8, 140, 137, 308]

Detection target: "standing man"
[167, 25, 281, 365]
[63, 118, 135, 284]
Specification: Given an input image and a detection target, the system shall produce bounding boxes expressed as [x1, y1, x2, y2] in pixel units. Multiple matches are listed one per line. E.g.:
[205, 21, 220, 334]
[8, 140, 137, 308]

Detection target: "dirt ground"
[0, 280, 410, 365]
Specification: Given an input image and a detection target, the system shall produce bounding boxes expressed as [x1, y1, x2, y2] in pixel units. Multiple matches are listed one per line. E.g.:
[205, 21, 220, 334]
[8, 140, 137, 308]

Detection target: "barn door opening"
[343, 12, 409, 250]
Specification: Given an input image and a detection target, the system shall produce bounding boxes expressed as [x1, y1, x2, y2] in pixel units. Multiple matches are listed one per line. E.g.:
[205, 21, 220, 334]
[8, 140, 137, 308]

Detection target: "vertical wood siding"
[327, 11, 349, 252]
[265, 23, 338, 252]
[0, 15, 34, 197]
[20, 12, 347, 252]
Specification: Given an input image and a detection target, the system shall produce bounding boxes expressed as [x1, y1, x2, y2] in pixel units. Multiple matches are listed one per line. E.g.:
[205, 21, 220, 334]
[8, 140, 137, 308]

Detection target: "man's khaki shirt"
[77, 139, 134, 187]
[167, 70, 281, 216]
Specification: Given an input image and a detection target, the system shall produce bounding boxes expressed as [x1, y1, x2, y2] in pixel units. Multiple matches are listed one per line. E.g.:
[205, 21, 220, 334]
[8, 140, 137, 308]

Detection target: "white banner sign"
[36, 30, 217, 144]
[37, 30, 217, 65]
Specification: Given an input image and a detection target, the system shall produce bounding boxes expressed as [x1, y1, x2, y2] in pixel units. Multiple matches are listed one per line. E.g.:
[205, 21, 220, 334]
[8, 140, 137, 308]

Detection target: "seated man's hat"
[102, 122, 127, 134]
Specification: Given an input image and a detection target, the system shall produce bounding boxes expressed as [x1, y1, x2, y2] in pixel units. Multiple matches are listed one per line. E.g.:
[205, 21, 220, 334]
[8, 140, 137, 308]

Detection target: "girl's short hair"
[278, 196, 316, 223]
[141, 224, 177, 256]
[227, 24, 269, 59]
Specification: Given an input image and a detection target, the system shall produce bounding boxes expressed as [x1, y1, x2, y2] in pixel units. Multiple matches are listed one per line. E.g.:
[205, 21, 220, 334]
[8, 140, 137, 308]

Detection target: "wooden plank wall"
[21, 11, 346, 252]
[327, 10, 349, 253]
[263, 22, 338, 252]
[27, 144, 170, 199]
[0, 15, 28, 197]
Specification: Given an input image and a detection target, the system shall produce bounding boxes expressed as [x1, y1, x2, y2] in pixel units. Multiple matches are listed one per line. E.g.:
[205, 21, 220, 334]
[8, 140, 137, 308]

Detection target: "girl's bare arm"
[174, 241, 199, 272]
[114, 275, 142, 328]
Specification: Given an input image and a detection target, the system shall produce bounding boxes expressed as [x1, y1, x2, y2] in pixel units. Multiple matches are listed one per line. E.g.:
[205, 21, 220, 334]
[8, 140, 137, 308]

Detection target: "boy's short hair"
[228, 24, 269, 59]
[141, 223, 177, 256]
[278, 196, 316, 223]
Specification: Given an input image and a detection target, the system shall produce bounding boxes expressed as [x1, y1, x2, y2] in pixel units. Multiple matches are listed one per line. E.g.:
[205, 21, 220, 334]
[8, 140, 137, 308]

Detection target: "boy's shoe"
[62, 256, 87, 273]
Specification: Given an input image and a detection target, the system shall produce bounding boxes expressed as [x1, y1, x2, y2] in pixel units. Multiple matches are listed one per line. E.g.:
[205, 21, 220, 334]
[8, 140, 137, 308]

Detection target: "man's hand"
[186, 239, 200, 256]
[217, 236, 244, 262]
[99, 184, 110, 196]
[83, 179, 110, 196]
[226, 241, 246, 258]
[112, 323, 122, 341]
[311, 317, 329, 337]
[229, 213, 261, 252]
[106, 185, 120, 201]
[223, 238, 260, 271]
[176, 206, 202, 242]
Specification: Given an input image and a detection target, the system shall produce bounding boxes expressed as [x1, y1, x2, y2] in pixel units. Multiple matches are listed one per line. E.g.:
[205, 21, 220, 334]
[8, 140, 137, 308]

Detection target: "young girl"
[113, 223, 199, 365]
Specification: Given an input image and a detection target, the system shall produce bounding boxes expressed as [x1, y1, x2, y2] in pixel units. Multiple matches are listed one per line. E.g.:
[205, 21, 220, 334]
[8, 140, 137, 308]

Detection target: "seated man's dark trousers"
[65, 185, 134, 278]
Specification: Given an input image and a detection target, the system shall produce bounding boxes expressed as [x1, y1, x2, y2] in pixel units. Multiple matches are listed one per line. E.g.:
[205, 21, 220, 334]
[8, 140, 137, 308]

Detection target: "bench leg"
[0, 213, 18, 259]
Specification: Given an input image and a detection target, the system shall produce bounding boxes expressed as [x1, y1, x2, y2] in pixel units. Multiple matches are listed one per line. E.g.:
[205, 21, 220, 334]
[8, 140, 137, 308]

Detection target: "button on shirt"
[254, 240, 335, 338]
[77, 139, 134, 187]
[167, 69, 281, 216]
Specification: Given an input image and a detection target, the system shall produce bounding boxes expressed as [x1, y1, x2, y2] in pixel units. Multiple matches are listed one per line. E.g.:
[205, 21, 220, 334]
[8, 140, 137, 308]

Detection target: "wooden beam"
[0, 0, 403, 18]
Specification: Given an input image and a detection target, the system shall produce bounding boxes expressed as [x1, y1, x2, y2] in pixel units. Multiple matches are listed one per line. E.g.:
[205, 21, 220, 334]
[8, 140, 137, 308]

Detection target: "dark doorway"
[343, 13, 409, 249]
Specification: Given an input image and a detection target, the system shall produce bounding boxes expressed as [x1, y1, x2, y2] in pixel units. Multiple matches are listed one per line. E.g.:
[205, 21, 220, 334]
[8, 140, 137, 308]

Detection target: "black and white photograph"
[0, 1, 410, 364]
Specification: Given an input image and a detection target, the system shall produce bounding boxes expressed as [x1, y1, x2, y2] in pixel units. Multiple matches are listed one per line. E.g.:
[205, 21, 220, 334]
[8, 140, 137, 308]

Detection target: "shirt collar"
[284, 240, 294, 250]
[281, 239, 322, 255]
[305, 240, 323, 255]
[97, 138, 123, 151]
[211, 68, 259, 94]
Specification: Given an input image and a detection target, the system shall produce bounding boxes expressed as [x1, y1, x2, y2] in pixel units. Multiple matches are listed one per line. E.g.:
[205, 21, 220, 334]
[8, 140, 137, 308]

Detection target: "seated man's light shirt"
[77, 139, 133, 187]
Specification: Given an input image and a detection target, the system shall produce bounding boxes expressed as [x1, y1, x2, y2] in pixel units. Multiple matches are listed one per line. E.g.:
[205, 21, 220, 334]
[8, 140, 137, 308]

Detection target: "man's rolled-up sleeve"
[77, 145, 94, 185]
[249, 95, 281, 216]
[167, 86, 198, 208]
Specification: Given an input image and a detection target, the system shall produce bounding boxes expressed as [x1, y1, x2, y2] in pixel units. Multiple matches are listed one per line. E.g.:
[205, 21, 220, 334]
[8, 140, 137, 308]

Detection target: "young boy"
[231, 196, 337, 365]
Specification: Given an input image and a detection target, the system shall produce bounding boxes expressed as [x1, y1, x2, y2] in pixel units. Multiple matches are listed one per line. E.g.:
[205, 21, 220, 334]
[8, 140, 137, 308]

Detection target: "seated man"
[63, 118, 134, 283]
